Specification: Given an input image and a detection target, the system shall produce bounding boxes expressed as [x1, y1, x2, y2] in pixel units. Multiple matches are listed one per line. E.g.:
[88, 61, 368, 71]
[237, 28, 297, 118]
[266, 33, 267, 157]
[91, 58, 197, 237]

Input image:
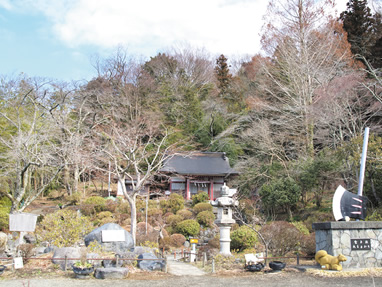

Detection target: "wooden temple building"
[159, 152, 238, 200]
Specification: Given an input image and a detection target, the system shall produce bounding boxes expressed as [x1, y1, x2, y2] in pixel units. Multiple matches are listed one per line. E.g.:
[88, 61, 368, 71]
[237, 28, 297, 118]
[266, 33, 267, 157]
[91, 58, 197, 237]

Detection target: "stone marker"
[84, 223, 134, 253]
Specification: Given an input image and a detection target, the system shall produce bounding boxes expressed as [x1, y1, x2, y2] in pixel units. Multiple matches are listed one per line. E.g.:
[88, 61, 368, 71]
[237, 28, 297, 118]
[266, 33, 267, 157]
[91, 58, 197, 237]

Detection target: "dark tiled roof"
[160, 152, 238, 176]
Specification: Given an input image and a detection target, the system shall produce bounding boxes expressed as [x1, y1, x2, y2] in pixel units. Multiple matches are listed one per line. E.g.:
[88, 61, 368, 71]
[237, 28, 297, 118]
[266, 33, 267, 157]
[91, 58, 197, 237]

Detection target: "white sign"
[9, 213, 38, 232]
[101, 230, 126, 242]
[14, 257, 24, 269]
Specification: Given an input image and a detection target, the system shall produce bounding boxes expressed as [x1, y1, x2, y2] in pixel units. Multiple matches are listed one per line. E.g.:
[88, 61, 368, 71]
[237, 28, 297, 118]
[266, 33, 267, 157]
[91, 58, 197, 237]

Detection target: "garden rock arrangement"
[52, 247, 82, 270]
[84, 223, 134, 253]
[137, 253, 165, 271]
[95, 267, 129, 279]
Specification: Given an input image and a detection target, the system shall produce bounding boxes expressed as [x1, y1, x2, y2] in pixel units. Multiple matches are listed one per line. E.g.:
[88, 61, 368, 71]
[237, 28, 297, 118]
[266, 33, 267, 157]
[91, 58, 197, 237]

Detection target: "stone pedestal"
[217, 224, 233, 255]
[313, 221, 382, 268]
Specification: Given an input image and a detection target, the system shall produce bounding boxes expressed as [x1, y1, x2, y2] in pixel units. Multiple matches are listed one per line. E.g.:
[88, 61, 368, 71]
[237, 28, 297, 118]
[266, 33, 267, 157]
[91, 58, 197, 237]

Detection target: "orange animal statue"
[315, 250, 347, 271]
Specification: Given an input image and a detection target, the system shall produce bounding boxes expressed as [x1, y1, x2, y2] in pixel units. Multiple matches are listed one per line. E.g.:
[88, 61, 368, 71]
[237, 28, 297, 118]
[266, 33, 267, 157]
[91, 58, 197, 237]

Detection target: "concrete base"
[313, 221, 382, 269]
[218, 225, 232, 255]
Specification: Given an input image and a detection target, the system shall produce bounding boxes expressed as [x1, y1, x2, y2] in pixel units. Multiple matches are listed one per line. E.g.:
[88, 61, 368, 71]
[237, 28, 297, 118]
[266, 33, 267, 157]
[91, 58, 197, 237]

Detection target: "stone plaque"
[351, 238, 371, 251]
[101, 230, 126, 242]
[9, 213, 38, 232]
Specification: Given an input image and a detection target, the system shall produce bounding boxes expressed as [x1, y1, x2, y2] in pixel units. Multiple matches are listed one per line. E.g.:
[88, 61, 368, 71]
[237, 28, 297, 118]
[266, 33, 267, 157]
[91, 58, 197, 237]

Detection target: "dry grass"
[306, 267, 382, 277]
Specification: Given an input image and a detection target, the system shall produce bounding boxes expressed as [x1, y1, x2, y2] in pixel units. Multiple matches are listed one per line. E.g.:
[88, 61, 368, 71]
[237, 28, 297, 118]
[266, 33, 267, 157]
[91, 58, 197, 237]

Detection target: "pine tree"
[340, 0, 382, 67]
[215, 54, 232, 96]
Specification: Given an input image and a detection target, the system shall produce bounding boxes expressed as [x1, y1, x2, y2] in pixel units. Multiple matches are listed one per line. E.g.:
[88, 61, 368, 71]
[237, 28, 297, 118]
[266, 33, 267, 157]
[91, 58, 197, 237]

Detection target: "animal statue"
[315, 250, 347, 271]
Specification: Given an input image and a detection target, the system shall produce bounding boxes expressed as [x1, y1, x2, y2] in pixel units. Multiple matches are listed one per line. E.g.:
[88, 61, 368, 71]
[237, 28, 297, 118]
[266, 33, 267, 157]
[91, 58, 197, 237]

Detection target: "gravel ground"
[0, 272, 381, 287]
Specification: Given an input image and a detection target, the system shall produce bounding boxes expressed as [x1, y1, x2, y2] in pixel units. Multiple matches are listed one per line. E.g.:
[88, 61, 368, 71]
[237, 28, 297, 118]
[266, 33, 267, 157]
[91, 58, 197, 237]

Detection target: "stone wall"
[313, 221, 382, 268]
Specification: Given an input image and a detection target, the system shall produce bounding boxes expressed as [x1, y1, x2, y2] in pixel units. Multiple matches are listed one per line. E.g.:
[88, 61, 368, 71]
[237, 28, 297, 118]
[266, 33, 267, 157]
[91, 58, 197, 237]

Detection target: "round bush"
[96, 211, 113, 220]
[37, 209, 93, 247]
[196, 210, 215, 227]
[176, 209, 193, 220]
[193, 202, 213, 214]
[170, 233, 186, 247]
[160, 193, 185, 214]
[230, 225, 258, 251]
[167, 214, 183, 228]
[84, 196, 106, 212]
[191, 191, 209, 206]
[176, 219, 200, 237]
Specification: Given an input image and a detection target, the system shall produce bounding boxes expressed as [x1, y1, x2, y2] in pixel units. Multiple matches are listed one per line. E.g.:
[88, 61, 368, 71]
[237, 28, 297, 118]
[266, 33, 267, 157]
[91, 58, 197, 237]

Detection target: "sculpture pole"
[358, 127, 369, 197]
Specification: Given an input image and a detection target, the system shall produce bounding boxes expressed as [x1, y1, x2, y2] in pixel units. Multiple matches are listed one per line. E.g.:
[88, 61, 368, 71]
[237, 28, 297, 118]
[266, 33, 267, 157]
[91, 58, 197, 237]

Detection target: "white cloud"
[0, 0, 12, 10]
[12, 0, 268, 57]
[5, 0, 353, 58]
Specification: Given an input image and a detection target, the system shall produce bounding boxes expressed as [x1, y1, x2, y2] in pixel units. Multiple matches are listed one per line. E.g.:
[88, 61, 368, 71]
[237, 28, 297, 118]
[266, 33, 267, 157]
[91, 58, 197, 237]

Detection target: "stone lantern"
[211, 183, 238, 255]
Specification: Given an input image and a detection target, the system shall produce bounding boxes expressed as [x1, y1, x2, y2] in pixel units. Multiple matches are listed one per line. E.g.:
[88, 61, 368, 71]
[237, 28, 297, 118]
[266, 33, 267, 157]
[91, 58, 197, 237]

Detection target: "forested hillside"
[0, 0, 382, 226]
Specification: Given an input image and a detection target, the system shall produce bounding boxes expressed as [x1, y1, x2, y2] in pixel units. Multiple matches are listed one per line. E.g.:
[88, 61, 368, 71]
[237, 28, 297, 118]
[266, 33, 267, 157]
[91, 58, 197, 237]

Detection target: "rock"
[35, 247, 46, 255]
[84, 223, 134, 253]
[44, 246, 57, 253]
[137, 253, 164, 271]
[52, 247, 81, 270]
[130, 246, 156, 256]
[95, 267, 129, 279]
[23, 233, 36, 244]
[87, 252, 102, 268]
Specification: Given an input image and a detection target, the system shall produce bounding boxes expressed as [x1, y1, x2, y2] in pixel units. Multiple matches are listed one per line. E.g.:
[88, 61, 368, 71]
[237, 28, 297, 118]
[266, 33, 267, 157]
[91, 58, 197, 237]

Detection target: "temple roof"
[160, 152, 238, 177]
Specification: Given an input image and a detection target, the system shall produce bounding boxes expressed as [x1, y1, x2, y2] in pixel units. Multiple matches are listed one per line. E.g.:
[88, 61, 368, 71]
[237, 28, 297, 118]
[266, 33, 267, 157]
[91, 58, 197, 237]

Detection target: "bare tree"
[96, 116, 171, 245]
[260, 0, 356, 158]
[86, 50, 175, 244]
[0, 76, 66, 213]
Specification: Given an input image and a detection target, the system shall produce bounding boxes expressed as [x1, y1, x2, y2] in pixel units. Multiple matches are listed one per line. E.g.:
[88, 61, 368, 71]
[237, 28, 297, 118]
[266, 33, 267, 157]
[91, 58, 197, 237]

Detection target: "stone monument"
[313, 128, 382, 269]
[211, 183, 238, 255]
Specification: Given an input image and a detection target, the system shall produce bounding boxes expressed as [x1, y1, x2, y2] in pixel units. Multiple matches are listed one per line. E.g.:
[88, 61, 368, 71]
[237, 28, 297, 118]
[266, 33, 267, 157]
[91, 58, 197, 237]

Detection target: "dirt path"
[0, 272, 381, 287]
[166, 255, 206, 276]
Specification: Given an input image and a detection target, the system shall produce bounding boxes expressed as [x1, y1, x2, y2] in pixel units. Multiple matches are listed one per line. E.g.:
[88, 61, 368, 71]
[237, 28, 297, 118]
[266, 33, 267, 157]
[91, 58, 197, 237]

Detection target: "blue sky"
[0, 0, 348, 82]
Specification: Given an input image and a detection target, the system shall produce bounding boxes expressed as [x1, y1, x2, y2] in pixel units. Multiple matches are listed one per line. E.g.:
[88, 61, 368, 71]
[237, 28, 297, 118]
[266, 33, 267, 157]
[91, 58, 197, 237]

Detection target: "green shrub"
[37, 209, 93, 247]
[65, 192, 81, 205]
[160, 193, 185, 214]
[117, 201, 131, 215]
[176, 219, 200, 237]
[196, 211, 215, 227]
[193, 202, 212, 214]
[230, 225, 258, 251]
[292, 221, 310, 235]
[191, 191, 209, 206]
[176, 209, 193, 220]
[97, 211, 113, 220]
[0, 197, 11, 231]
[84, 196, 106, 212]
[80, 204, 96, 216]
[167, 214, 183, 228]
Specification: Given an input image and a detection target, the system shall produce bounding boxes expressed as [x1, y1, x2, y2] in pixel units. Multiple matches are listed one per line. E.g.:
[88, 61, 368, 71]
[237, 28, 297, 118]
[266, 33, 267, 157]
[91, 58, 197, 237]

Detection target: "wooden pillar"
[186, 178, 190, 200]
[210, 178, 214, 200]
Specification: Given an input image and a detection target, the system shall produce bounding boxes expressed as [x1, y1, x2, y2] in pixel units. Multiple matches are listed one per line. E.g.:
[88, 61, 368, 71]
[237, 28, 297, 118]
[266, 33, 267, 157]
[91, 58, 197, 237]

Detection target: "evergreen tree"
[340, 0, 382, 68]
[215, 54, 232, 95]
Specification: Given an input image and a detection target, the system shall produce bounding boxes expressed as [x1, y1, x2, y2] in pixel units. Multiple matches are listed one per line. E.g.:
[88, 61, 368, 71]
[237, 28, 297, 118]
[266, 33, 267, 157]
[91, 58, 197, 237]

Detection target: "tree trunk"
[73, 165, 80, 194]
[64, 165, 72, 196]
[128, 195, 137, 246]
